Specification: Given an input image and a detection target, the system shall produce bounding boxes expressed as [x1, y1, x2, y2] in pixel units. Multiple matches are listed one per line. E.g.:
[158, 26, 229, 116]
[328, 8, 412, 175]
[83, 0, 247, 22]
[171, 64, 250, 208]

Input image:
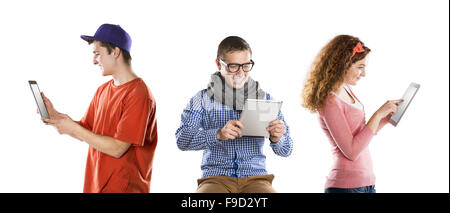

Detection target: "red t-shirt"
[79, 78, 157, 193]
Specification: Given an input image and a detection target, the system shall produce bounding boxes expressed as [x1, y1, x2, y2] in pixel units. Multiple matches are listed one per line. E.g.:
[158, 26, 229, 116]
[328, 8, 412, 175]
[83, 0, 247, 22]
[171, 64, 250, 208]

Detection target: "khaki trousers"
[196, 174, 276, 193]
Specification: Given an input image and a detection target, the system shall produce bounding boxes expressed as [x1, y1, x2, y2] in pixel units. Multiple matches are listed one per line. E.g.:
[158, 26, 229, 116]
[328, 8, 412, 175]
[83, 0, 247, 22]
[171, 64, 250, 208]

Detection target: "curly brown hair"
[301, 35, 371, 113]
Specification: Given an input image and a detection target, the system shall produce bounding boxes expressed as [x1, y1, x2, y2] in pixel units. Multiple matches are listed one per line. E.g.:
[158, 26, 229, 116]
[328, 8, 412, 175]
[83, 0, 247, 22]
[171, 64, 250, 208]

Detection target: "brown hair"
[301, 35, 371, 113]
[88, 40, 132, 65]
[217, 36, 252, 60]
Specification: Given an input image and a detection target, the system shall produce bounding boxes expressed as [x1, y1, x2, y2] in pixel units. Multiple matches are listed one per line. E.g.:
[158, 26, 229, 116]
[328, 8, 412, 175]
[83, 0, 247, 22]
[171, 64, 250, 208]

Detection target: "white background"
[0, 0, 448, 193]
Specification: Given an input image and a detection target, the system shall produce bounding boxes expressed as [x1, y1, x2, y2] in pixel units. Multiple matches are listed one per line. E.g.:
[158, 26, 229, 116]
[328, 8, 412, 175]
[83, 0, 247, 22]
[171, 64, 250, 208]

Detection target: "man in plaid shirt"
[176, 36, 293, 193]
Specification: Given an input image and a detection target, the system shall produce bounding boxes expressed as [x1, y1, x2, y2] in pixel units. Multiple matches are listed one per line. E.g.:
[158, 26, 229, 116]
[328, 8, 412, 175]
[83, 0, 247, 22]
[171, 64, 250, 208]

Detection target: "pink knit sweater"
[318, 87, 376, 189]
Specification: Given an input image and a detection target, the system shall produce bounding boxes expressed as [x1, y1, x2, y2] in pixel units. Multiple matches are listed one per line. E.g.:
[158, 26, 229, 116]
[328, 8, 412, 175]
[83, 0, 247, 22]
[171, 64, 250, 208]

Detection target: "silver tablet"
[389, 82, 420, 126]
[29, 80, 49, 119]
[239, 99, 283, 138]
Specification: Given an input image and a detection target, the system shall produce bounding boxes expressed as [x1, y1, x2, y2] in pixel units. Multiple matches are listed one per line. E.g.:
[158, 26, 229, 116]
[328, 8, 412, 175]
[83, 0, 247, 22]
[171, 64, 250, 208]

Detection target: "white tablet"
[239, 99, 283, 138]
[389, 82, 420, 126]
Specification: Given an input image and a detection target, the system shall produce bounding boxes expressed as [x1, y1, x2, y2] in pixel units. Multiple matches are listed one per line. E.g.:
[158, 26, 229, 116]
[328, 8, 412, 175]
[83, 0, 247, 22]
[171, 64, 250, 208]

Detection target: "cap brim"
[80, 35, 94, 42]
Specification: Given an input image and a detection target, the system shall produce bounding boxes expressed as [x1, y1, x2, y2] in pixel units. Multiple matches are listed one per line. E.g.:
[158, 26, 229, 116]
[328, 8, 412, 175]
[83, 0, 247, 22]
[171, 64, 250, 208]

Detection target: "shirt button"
[233, 163, 238, 169]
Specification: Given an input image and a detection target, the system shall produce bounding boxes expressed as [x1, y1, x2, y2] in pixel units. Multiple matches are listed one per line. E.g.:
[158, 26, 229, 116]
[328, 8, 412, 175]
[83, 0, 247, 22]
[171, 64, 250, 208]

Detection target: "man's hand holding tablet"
[217, 99, 285, 142]
[239, 99, 284, 139]
[217, 120, 244, 140]
[266, 119, 286, 143]
[217, 119, 286, 143]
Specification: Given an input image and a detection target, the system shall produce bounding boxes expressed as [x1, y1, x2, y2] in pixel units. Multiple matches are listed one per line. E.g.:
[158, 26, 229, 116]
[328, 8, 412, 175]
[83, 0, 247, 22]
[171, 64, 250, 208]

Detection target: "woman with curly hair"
[301, 35, 403, 193]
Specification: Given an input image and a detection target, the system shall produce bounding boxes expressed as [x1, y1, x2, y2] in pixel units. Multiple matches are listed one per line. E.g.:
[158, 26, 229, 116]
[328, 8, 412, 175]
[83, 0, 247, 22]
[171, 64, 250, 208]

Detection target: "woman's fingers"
[379, 99, 403, 117]
[392, 99, 404, 105]
[388, 100, 401, 113]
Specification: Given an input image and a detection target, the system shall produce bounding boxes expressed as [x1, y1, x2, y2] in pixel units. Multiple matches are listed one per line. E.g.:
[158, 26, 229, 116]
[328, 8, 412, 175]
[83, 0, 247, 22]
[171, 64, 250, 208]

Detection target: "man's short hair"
[88, 40, 132, 65]
[217, 36, 252, 60]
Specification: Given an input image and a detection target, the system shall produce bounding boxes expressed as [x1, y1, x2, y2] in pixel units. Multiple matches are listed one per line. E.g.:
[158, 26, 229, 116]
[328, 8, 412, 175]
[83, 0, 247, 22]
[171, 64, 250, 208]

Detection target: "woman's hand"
[367, 99, 403, 133]
[375, 99, 404, 119]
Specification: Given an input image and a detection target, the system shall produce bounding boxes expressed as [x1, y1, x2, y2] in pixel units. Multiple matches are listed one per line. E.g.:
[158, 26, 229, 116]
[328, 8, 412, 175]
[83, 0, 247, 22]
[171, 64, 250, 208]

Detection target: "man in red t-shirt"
[41, 24, 158, 193]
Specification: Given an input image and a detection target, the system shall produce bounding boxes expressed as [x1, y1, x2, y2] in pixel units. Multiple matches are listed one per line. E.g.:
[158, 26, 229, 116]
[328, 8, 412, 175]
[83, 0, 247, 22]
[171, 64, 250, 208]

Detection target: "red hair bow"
[351, 42, 365, 58]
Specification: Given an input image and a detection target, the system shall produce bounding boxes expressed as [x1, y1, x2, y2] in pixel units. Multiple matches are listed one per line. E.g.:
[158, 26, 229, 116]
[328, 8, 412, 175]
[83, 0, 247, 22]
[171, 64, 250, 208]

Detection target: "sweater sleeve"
[321, 97, 375, 161]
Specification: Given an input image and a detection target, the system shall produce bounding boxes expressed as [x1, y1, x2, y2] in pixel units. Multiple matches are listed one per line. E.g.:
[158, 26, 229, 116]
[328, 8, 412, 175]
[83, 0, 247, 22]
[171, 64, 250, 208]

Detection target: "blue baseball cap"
[81, 24, 132, 53]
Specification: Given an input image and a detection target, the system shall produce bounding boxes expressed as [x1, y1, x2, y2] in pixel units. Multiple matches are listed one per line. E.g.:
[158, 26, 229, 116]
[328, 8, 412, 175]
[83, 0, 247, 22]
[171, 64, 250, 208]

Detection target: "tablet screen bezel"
[389, 82, 420, 126]
[29, 80, 50, 119]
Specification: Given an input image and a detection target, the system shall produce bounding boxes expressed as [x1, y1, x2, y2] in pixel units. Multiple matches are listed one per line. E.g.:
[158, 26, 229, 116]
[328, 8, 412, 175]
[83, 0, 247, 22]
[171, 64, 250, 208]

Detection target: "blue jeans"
[325, 185, 376, 193]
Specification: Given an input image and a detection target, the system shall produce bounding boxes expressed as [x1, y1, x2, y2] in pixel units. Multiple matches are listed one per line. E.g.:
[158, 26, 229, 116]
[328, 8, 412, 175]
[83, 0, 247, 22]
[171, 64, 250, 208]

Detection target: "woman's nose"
[360, 69, 366, 77]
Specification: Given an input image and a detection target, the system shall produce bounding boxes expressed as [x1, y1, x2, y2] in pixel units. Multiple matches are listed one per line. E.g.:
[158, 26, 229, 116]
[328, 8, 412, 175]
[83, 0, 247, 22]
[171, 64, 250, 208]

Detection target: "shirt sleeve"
[175, 92, 221, 151]
[113, 87, 152, 147]
[79, 89, 99, 131]
[269, 110, 294, 157]
[321, 97, 375, 161]
[266, 93, 293, 157]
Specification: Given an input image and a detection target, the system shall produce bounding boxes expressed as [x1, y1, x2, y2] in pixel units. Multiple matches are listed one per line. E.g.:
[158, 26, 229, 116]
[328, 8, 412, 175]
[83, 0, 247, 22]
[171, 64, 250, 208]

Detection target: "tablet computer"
[29, 80, 49, 119]
[239, 99, 283, 138]
[389, 82, 420, 126]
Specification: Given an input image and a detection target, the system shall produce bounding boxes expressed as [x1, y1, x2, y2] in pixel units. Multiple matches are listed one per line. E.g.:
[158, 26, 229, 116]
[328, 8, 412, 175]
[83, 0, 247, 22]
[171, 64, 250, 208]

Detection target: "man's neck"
[111, 65, 138, 86]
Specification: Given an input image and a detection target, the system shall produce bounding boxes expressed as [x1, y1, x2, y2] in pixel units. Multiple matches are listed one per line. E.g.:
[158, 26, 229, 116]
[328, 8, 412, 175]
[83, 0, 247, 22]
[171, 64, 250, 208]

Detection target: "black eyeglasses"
[219, 59, 255, 73]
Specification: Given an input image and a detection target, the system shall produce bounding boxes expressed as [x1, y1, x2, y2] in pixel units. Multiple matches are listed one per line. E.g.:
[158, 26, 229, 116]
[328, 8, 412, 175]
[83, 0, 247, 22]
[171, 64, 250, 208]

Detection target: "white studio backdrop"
[0, 0, 448, 193]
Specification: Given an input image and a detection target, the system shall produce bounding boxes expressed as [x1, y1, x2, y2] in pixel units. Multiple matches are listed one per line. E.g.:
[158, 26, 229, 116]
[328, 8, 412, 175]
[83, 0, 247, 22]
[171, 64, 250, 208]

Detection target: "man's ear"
[113, 46, 121, 59]
[215, 58, 222, 71]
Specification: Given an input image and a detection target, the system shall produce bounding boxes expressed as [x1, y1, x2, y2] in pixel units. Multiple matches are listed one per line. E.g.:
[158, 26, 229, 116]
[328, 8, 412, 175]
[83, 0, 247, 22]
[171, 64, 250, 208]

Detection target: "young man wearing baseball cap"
[41, 24, 158, 193]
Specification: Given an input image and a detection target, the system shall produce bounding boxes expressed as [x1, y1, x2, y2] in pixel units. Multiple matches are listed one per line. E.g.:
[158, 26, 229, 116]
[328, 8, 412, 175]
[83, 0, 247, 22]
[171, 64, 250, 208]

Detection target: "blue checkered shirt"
[176, 89, 293, 178]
